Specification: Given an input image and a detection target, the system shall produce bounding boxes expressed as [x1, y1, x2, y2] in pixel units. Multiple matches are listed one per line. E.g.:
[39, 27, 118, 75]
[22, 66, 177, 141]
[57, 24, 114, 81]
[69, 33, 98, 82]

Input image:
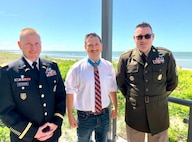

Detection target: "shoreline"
[1, 51, 192, 70]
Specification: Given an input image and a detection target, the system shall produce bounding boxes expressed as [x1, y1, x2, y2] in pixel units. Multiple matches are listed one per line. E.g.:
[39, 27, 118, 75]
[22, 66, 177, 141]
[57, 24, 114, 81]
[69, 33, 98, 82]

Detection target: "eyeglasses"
[135, 34, 152, 40]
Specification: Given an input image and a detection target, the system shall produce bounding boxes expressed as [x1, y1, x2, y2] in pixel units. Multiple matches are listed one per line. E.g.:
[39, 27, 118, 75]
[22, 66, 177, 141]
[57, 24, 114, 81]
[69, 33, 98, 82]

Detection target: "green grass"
[0, 52, 192, 141]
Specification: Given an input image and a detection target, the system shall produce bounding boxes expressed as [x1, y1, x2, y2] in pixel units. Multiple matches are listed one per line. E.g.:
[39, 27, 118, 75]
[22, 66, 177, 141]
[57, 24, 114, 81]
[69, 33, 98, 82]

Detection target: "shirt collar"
[23, 56, 39, 69]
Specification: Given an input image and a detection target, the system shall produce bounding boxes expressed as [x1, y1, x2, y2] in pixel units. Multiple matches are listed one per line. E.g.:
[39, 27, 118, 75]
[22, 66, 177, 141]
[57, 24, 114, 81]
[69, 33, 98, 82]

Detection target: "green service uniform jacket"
[0, 57, 66, 142]
[116, 46, 178, 135]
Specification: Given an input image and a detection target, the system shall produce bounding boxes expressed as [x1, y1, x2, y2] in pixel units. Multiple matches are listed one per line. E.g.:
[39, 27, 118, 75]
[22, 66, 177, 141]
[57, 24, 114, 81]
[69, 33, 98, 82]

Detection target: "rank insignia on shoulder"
[0, 63, 8, 68]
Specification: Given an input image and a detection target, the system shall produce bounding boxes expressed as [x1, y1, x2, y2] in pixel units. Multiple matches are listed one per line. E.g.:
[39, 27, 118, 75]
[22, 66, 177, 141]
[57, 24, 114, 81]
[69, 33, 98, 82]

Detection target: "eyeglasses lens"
[136, 34, 151, 40]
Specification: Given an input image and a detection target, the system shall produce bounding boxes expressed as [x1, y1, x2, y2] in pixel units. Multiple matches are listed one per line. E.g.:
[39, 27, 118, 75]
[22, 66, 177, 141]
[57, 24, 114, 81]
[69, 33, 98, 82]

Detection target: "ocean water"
[35, 51, 192, 69]
[1, 50, 192, 69]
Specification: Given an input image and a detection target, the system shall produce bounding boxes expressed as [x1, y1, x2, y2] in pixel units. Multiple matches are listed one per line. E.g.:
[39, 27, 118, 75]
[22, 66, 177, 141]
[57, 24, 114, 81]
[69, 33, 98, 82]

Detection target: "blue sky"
[0, 0, 192, 52]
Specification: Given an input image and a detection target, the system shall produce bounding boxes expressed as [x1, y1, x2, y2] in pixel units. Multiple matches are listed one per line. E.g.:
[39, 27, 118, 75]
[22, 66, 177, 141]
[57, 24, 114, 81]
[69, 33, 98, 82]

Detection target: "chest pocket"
[126, 63, 141, 83]
[152, 65, 166, 83]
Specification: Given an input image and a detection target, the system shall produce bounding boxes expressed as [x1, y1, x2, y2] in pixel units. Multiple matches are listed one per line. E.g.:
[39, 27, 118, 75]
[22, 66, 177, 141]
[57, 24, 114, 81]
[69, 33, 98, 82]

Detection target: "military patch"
[45, 67, 57, 77]
[20, 93, 27, 100]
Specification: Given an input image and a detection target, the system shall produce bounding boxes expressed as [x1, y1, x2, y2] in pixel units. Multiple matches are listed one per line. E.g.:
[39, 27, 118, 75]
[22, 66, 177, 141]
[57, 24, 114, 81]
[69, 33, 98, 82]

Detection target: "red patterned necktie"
[94, 67, 102, 112]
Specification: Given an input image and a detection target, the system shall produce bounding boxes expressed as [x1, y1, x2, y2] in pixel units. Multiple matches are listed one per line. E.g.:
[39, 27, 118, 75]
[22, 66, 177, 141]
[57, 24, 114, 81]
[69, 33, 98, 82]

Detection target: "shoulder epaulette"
[120, 49, 133, 56]
[51, 60, 57, 63]
[156, 47, 171, 53]
[0, 63, 8, 68]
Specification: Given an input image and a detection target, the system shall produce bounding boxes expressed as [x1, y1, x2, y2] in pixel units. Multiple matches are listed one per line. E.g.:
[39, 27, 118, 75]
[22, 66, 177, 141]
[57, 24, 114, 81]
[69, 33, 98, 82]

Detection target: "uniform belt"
[78, 108, 108, 115]
[143, 94, 167, 104]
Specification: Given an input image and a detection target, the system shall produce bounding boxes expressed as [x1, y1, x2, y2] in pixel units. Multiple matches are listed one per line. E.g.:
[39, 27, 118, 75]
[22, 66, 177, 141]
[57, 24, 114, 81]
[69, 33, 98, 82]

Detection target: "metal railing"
[108, 96, 192, 142]
[168, 96, 192, 142]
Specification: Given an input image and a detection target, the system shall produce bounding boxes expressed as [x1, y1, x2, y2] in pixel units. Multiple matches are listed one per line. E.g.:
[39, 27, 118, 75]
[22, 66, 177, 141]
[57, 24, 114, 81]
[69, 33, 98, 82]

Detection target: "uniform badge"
[157, 74, 162, 80]
[17, 82, 29, 87]
[129, 76, 135, 81]
[53, 85, 57, 92]
[20, 93, 27, 100]
[152, 57, 165, 64]
[45, 68, 57, 77]
[14, 75, 31, 82]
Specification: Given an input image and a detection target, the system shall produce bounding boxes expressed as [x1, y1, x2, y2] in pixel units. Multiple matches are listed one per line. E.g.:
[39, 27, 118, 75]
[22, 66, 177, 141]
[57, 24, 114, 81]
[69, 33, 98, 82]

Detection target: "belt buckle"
[93, 108, 106, 115]
[93, 112, 100, 115]
[145, 96, 149, 103]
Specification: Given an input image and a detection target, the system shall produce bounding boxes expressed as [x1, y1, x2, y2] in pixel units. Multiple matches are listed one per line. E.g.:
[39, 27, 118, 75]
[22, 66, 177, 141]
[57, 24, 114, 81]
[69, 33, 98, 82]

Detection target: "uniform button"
[41, 94, 45, 98]
[43, 103, 47, 107]
[146, 88, 149, 92]
[21, 87, 25, 90]
[54, 80, 56, 83]
[39, 85, 43, 88]
[145, 70, 148, 74]
[44, 112, 48, 116]
[145, 79, 148, 83]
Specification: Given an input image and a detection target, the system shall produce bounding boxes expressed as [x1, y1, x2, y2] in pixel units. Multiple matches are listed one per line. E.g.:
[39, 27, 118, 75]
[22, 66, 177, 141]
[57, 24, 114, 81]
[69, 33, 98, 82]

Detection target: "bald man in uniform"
[0, 28, 66, 142]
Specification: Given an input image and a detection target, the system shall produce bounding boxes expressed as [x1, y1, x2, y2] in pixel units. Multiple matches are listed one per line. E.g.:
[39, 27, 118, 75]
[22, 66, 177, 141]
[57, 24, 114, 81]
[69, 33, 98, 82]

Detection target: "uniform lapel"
[38, 59, 47, 81]
[132, 48, 143, 65]
[147, 46, 158, 65]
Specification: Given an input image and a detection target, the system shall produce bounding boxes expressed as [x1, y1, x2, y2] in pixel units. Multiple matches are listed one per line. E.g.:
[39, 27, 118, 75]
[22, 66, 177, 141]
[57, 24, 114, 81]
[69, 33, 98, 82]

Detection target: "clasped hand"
[34, 122, 58, 141]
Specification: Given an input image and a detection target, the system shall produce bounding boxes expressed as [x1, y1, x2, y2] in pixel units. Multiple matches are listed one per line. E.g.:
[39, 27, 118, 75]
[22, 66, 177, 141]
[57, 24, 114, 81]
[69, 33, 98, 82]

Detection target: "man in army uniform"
[0, 28, 66, 142]
[116, 22, 178, 142]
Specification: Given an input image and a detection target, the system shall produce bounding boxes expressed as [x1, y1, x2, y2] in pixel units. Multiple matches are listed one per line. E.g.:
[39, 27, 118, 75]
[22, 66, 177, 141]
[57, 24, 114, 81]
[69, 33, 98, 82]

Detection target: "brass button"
[44, 112, 48, 116]
[41, 94, 45, 98]
[43, 103, 47, 107]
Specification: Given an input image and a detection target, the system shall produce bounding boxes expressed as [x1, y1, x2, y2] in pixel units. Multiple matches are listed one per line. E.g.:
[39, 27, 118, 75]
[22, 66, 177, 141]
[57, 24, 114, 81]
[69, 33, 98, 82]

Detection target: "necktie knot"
[32, 62, 39, 81]
[141, 53, 147, 63]
[32, 62, 38, 70]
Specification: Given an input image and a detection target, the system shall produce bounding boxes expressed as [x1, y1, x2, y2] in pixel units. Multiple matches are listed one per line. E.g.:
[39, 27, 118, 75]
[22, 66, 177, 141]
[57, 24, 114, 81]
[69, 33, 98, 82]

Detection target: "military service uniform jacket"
[116, 46, 178, 135]
[0, 57, 66, 142]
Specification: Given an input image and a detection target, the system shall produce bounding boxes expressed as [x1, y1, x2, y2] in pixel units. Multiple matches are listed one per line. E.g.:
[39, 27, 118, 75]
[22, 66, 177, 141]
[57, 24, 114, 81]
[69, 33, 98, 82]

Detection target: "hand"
[34, 122, 58, 141]
[68, 114, 78, 128]
[111, 108, 117, 119]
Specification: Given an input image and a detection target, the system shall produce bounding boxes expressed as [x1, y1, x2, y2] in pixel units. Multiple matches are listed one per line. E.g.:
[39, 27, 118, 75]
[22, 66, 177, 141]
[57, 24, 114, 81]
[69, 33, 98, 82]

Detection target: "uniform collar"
[23, 56, 39, 69]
